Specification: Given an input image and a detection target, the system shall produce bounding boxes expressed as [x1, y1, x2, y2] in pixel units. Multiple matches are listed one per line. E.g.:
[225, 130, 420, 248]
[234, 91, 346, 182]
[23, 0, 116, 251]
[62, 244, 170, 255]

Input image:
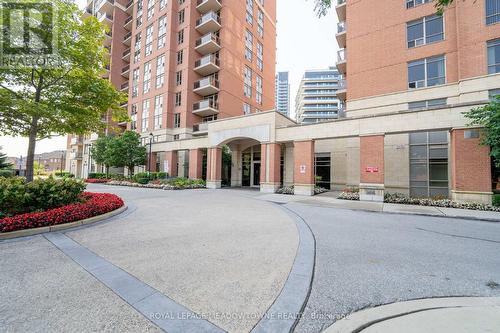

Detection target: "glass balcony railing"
[193, 99, 219, 111]
[337, 0, 346, 5]
[194, 77, 220, 90]
[338, 79, 347, 90]
[337, 21, 346, 34]
[195, 54, 220, 68]
[337, 48, 346, 62]
[195, 33, 220, 47]
[196, 11, 221, 27]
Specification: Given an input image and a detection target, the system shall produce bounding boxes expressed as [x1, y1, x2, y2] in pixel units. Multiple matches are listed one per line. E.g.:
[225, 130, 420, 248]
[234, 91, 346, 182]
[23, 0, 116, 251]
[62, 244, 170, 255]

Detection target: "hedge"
[0, 192, 124, 233]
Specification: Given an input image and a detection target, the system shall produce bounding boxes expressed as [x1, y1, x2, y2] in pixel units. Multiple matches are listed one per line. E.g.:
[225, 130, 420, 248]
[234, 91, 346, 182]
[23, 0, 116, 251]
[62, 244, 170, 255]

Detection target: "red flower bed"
[0, 192, 124, 233]
[85, 179, 111, 183]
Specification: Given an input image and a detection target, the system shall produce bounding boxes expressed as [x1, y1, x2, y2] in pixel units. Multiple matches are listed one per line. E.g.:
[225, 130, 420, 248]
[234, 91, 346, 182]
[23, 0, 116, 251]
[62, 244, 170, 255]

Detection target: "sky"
[0, 0, 338, 157]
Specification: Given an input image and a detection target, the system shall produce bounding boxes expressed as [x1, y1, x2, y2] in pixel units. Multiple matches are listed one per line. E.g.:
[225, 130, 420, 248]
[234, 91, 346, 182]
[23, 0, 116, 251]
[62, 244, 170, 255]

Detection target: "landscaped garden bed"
[337, 189, 500, 212]
[106, 177, 206, 190]
[0, 177, 124, 233]
[276, 185, 328, 195]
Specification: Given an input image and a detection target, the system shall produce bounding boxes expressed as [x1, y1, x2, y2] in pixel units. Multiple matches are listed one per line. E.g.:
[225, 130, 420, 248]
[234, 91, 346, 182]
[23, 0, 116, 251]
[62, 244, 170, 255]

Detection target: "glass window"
[406, 0, 432, 9]
[487, 39, 500, 74]
[409, 98, 447, 110]
[486, 0, 500, 25]
[408, 55, 445, 88]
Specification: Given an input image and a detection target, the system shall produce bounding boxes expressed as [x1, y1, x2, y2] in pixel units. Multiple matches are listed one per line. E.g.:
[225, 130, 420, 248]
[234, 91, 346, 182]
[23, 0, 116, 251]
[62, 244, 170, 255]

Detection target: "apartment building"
[331, 0, 500, 203]
[275, 71, 290, 116]
[67, 0, 130, 178]
[295, 67, 343, 123]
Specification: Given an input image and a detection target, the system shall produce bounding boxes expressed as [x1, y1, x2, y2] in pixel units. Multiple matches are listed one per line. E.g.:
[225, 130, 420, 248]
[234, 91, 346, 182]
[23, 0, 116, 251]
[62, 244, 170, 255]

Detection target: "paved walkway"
[325, 297, 500, 333]
[255, 192, 500, 222]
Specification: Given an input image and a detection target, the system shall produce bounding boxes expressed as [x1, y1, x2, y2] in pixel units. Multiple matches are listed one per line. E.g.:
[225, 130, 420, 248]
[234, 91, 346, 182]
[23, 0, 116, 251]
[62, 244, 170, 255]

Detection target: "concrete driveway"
[1, 185, 499, 333]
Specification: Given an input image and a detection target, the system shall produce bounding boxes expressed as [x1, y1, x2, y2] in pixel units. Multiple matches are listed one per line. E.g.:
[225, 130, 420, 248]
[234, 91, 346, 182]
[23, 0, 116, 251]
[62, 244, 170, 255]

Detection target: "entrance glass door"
[253, 162, 261, 186]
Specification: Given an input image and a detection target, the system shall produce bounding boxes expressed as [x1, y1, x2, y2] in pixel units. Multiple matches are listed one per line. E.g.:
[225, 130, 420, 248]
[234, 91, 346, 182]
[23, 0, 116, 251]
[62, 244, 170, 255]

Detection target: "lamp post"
[148, 133, 154, 176]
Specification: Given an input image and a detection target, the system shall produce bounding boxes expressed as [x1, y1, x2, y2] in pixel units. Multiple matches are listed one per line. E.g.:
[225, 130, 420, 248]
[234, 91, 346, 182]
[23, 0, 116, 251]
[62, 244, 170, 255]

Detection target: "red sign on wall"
[365, 166, 379, 173]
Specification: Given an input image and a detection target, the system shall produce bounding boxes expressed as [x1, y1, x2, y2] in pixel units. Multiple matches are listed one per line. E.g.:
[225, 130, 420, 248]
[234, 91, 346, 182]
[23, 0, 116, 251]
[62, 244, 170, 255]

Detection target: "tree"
[313, 0, 454, 16]
[0, 0, 127, 182]
[106, 131, 147, 176]
[465, 96, 500, 167]
[0, 147, 12, 170]
[90, 136, 113, 176]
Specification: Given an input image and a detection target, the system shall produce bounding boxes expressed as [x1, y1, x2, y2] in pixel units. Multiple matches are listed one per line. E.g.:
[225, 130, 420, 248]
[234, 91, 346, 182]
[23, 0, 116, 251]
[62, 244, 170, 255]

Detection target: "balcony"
[70, 137, 83, 146]
[195, 11, 221, 35]
[125, 0, 134, 14]
[120, 82, 129, 91]
[96, 0, 114, 15]
[123, 32, 132, 46]
[195, 33, 221, 55]
[121, 65, 130, 77]
[83, 7, 92, 18]
[194, 54, 220, 76]
[122, 48, 131, 61]
[196, 0, 222, 14]
[336, 21, 346, 48]
[193, 122, 209, 135]
[124, 15, 133, 30]
[337, 48, 347, 74]
[70, 152, 84, 160]
[193, 99, 219, 117]
[336, 0, 346, 21]
[193, 77, 220, 96]
[98, 12, 113, 25]
[337, 79, 347, 101]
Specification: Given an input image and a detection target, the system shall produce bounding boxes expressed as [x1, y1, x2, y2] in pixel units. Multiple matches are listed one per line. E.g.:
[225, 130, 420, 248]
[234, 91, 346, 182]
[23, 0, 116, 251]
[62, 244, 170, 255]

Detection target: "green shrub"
[136, 178, 150, 185]
[0, 169, 14, 178]
[88, 172, 107, 179]
[54, 171, 74, 178]
[0, 177, 86, 217]
[493, 194, 500, 207]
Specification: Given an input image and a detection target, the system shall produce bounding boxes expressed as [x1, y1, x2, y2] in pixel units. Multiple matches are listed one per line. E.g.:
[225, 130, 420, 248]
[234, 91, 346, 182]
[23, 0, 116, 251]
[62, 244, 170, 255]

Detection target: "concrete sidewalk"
[256, 193, 500, 222]
[324, 297, 500, 333]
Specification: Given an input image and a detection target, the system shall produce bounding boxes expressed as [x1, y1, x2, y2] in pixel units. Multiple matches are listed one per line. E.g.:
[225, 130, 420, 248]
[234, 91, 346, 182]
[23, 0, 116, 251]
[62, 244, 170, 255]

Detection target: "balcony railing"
[123, 49, 131, 57]
[120, 83, 129, 90]
[125, 15, 133, 25]
[337, 21, 346, 34]
[193, 99, 219, 111]
[121, 65, 130, 74]
[338, 79, 347, 90]
[193, 122, 209, 133]
[194, 77, 219, 90]
[337, 48, 346, 62]
[337, 0, 346, 5]
[123, 32, 132, 41]
[195, 54, 220, 68]
[196, 33, 220, 47]
[196, 11, 221, 27]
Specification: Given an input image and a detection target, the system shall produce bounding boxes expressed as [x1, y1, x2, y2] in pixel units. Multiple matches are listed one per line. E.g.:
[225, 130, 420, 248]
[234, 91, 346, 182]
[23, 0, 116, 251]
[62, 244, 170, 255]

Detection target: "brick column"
[149, 152, 157, 172]
[293, 140, 315, 196]
[359, 135, 385, 202]
[206, 147, 222, 189]
[188, 149, 203, 180]
[260, 143, 281, 193]
[451, 128, 492, 204]
[165, 151, 178, 178]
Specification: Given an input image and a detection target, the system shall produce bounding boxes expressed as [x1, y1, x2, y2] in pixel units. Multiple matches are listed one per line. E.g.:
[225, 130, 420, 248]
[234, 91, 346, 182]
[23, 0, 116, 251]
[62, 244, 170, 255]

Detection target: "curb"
[323, 297, 500, 333]
[250, 204, 316, 333]
[0, 205, 128, 241]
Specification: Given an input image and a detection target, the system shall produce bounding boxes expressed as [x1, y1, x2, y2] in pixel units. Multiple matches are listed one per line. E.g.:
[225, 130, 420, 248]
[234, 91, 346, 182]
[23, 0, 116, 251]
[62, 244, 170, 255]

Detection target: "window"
[177, 50, 183, 65]
[245, 30, 253, 61]
[158, 16, 167, 49]
[173, 134, 180, 141]
[132, 68, 140, 97]
[160, 0, 167, 10]
[409, 98, 447, 110]
[156, 55, 165, 88]
[489, 88, 500, 100]
[142, 99, 150, 132]
[244, 66, 252, 97]
[134, 33, 141, 63]
[154, 95, 163, 129]
[147, 0, 154, 20]
[257, 9, 264, 38]
[145, 25, 154, 56]
[409, 131, 449, 198]
[246, 0, 253, 24]
[130, 104, 138, 131]
[256, 75, 263, 104]
[243, 103, 251, 115]
[136, 1, 143, 27]
[174, 113, 181, 128]
[257, 42, 263, 71]
[175, 92, 182, 106]
[408, 55, 445, 88]
[178, 9, 185, 24]
[487, 39, 500, 74]
[486, 0, 500, 25]
[407, 14, 444, 48]
[176, 70, 182, 86]
[143, 61, 151, 93]
[406, 0, 431, 9]
[178, 29, 184, 44]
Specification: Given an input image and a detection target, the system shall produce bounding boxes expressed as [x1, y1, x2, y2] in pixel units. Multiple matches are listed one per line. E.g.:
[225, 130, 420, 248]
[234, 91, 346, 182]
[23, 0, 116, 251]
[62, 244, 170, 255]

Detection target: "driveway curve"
[0, 185, 300, 333]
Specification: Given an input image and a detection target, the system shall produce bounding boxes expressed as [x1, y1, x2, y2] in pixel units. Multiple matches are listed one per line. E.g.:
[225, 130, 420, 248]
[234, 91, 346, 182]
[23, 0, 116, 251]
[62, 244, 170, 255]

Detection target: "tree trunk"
[25, 116, 39, 182]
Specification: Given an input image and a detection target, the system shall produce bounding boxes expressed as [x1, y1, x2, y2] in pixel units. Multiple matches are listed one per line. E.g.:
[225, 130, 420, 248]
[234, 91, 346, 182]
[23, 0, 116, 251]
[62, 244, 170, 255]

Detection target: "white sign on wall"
[300, 165, 307, 174]
[164, 160, 169, 174]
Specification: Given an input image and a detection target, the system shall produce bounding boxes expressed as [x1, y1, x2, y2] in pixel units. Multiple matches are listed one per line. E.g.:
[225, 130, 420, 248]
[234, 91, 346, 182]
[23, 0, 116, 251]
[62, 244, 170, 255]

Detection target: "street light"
[148, 133, 154, 176]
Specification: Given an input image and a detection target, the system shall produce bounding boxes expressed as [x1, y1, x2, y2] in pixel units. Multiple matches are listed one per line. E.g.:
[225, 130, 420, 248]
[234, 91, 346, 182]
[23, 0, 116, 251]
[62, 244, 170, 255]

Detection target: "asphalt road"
[287, 203, 500, 333]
